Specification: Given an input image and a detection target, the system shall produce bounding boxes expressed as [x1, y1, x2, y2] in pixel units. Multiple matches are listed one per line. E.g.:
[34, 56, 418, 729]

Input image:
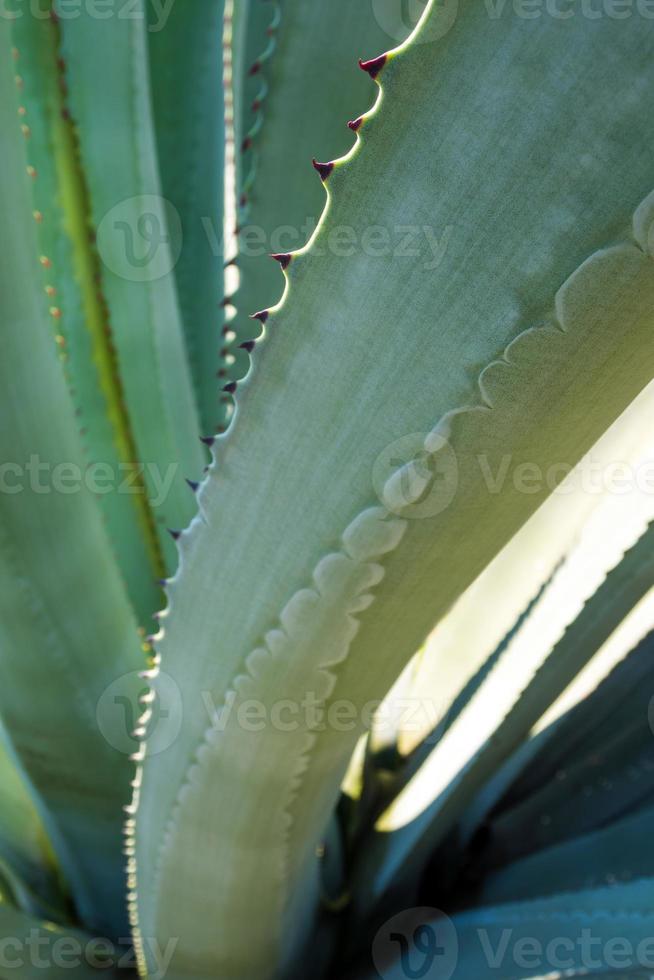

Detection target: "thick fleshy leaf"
[135, 3, 654, 975]
[7, 1, 162, 625]
[0, 25, 144, 937]
[147, 0, 226, 435]
[56, 0, 206, 568]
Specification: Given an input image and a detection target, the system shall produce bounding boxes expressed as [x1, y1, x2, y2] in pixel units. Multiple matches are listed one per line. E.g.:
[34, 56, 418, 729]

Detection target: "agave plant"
[1, 0, 654, 976]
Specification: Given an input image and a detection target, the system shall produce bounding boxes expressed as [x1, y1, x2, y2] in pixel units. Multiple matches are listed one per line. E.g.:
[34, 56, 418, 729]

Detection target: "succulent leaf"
[147, 0, 226, 435]
[8, 0, 163, 625]
[55, 0, 206, 569]
[135, 2, 654, 976]
[225, 0, 405, 385]
[0, 27, 145, 937]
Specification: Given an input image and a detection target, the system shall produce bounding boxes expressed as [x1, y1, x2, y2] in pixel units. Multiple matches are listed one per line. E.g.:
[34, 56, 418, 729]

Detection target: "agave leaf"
[0, 902, 130, 980]
[147, 0, 226, 435]
[366, 512, 654, 916]
[384, 380, 654, 759]
[135, 3, 654, 975]
[365, 404, 654, 862]
[474, 629, 654, 881]
[0, 29, 144, 937]
[56, 0, 206, 568]
[235, 0, 280, 207]
[351, 879, 654, 980]
[7, 0, 163, 626]
[0, 724, 65, 919]
[225, 0, 405, 384]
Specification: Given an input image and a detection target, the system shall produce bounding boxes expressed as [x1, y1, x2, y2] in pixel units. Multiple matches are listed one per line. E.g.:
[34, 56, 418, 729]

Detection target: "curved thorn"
[250, 309, 270, 324]
[359, 54, 387, 79]
[312, 158, 334, 182]
[186, 479, 200, 494]
[271, 252, 292, 270]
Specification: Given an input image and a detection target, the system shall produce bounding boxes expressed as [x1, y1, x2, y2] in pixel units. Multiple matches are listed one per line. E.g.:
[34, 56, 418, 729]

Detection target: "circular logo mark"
[373, 908, 458, 980]
[372, 432, 458, 519]
[96, 669, 182, 757]
[371, 0, 459, 45]
[96, 195, 182, 283]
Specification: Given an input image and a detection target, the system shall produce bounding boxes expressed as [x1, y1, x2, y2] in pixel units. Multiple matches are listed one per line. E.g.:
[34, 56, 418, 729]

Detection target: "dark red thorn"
[224, 257, 238, 268]
[240, 340, 255, 353]
[271, 252, 292, 270]
[348, 116, 364, 132]
[250, 309, 269, 324]
[239, 193, 248, 207]
[200, 436, 216, 448]
[241, 136, 252, 152]
[168, 529, 181, 541]
[221, 296, 233, 307]
[186, 479, 200, 493]
[312, 158, 334, 182]
[49, 7, 59, 21]
[359, 54, 387, 79]
[223, 381, 237, 394]
[251, 99, 261, 112]
[249, 61, 261, 76]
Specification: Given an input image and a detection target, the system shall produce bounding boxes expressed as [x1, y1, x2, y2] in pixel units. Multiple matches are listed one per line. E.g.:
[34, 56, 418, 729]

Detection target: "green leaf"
[366, 516, 654, 912]
[8, 0, 163, 626]
[0, 25, 144, 937]
[225, 0, 405, 384]
[147, 0, 226, 435]
[56, 0, 206, 568]
[353, 879, 654, 980]
[0, 902, 131, 980]
[384, 379, 654, 759]
[0, 724, 64, 919]
[135, 3, 654, 975]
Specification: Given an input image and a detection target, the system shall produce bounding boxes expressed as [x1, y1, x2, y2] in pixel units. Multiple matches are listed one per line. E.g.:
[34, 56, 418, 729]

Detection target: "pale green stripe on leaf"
[0, 25, 145, 937]
[9, 2, 163, 625]
[57, 0, 206, 568]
